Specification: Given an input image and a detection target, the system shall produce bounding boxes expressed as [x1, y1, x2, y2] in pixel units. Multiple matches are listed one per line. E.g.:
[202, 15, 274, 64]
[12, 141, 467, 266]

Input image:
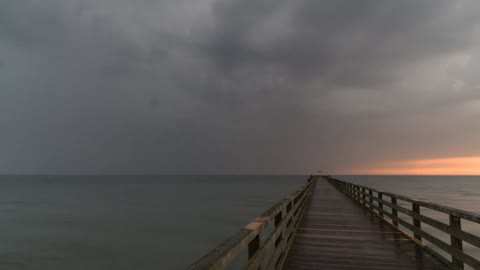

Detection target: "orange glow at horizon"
[351, 157, 480, 175]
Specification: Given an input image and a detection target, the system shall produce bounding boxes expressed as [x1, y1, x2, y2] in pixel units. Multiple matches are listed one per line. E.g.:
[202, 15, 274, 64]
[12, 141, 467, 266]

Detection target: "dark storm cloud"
[1, 0, 480, 174]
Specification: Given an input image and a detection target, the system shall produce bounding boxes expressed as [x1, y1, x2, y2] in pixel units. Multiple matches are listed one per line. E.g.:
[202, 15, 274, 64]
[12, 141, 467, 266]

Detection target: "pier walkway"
[283, 179, 448, 270]
[188, 176, 480, 270]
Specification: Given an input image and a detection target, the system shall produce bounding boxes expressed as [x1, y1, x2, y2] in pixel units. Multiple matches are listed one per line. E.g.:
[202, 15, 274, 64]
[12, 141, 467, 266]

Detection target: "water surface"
[0, 175, 305, 270]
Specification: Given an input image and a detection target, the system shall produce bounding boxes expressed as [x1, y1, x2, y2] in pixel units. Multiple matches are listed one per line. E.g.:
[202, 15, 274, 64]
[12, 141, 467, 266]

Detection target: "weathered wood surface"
[283, 178, 451, 270]
[187, 177, 316, 270]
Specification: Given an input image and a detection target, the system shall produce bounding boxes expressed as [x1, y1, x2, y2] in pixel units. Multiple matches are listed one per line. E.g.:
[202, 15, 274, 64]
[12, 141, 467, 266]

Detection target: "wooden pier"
[187, 176, 480, 270]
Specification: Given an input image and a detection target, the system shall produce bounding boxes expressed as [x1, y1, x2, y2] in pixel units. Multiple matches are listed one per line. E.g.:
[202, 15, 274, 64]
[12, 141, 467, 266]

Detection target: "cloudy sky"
[1, 0, 480, 174]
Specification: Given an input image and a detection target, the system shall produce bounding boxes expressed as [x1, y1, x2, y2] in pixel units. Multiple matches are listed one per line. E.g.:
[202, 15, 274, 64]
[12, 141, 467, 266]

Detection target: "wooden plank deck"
[283, 179, 451, 270]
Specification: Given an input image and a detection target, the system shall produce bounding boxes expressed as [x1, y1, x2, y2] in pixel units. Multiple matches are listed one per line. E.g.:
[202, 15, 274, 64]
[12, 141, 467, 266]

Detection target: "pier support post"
[449, 215, 464, 269]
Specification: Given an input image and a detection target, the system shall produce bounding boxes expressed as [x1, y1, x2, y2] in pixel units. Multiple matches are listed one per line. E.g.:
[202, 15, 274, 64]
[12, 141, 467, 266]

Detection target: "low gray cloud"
[1, 0, 480, 174]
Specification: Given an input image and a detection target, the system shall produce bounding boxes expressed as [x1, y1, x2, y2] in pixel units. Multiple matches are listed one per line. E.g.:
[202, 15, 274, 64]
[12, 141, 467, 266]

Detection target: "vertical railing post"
[412, 203, 422, 241]
[275, 211, 283, 248]
[449, 214, 464, 269]
[361, 187, 366, 206]
[369, 189, 373, 210]
[248, 235, 260, 259]
[391, 197, 398, 227]
[378, 192, 384, 218]
[275, 211, 282, 227]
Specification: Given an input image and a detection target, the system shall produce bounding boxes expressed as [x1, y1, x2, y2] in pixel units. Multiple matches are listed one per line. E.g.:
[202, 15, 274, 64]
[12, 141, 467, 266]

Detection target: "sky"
[1, 0, 480, 175]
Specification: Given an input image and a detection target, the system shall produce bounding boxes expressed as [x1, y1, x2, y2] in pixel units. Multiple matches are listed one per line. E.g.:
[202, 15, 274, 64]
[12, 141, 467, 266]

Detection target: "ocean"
[0, 175, 478, 269]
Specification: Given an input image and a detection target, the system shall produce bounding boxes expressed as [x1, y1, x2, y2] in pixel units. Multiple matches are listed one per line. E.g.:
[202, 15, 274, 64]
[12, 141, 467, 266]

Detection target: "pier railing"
[327, 177, 480, 270]
[187, 176, 317, 270]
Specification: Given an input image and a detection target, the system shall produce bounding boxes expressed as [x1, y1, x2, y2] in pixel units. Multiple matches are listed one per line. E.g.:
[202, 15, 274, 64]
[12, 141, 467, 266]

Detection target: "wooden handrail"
[327, 176, 480, 270]
[187, 176, 317, 270]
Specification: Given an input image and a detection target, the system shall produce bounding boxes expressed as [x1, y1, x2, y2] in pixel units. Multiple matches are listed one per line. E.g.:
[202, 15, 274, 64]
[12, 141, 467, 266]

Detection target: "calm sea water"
[0, 175, 479, 270]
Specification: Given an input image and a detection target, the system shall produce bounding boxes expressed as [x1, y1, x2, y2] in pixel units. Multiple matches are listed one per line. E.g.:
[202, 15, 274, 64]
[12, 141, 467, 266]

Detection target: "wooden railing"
[327, 177, 480, 270]
[187, 176, 317, 270]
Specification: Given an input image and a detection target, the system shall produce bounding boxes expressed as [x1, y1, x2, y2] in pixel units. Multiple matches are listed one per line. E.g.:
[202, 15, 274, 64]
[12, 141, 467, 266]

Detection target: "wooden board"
[282, 179, 451, 270]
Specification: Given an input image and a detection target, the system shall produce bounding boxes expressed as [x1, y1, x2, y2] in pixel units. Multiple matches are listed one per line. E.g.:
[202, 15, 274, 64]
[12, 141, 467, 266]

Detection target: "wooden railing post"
[369, 189, 373, 210]
[378, 192, 384, 218]
[361, 187, 366, 206]
[275, 212, 282, 227]
[248, 235, 260, 259]
[449, 214, 464, 269]
[412, 203, 422, 241]
[275, 211, 283, 248]
[357, 187, 361, 202]
[391, 197, 398, 227]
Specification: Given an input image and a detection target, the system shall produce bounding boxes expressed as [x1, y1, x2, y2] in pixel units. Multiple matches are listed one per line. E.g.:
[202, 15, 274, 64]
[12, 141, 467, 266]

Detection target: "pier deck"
[283, 179, 449, 270]
[188, 176, 480, 270]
